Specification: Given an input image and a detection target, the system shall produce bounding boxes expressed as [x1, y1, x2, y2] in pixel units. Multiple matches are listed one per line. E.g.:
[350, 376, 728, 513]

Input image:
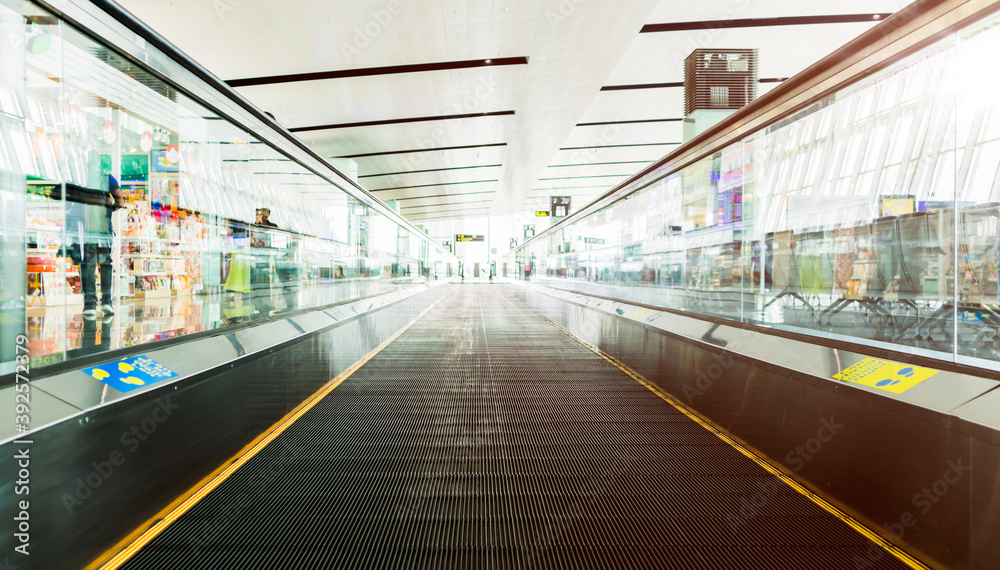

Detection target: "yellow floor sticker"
[625, 307, 655, 320]
[832, 358, 938, 394]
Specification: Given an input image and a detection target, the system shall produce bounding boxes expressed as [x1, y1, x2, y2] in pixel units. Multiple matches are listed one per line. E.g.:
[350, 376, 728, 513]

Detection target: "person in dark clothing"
[65, 173, 123, 318]
[255, 207, 278, 228]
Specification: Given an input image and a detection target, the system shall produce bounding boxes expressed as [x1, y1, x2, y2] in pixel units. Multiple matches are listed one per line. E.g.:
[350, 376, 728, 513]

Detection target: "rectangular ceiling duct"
[683, 49, 758, 142]
[683, 48, 758, 114]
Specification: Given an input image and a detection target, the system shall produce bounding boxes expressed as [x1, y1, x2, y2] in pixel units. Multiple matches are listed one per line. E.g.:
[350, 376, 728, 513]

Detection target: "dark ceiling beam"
[603, 82, 682, 91]
[538, 174, 631, 181]
[407, 208, 493, 220]
[336, 142, 506, 159]
[531, 185, 613, 191]
[226, 56, 529, 88]
[359, 164, 503, 178]
[576, 118, 681, 126]
[222, 158, 291, 162]
[407, 214, 491, 222]
[402, 199, 494, 210]
[640, 14, 892, 34]
[602, 78, 786, 91]
[371, 179, 498, 192]
[290, 111, 514, 133]
[409, 211, 491, 219]
[394, 191, 496, 201]
[548, 160, 654, 168]
[559, 142, 679, 150]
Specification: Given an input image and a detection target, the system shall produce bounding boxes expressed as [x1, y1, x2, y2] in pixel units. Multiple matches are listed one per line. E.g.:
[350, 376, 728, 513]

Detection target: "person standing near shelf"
[250, 207, 279, 316]
[65, 159, 124, 318]
[255, 207, 278, 228]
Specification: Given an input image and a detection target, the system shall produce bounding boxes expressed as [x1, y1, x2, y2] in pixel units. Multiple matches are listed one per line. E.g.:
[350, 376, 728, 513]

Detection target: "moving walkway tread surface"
[119, 285, 910, 569]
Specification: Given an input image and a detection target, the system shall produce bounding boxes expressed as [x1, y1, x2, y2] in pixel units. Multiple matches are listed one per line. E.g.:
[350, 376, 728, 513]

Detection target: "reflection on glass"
[0, 0, 454, 379]
[510, 15, 1000, 371]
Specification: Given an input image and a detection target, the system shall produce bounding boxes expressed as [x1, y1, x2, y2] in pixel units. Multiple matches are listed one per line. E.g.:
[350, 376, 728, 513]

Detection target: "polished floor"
[23, 278, 420, 369]
[118, 285, 909, 569]
[530, 276, 1000, 365]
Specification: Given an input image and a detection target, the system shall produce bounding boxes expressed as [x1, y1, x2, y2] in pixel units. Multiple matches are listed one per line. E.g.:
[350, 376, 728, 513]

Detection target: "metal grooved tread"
[121, 285, 909, 569]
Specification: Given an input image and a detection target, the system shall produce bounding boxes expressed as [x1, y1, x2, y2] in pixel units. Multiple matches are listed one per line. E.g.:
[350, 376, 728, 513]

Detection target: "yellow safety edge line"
[91, 291, 451, 570]
[531, 308, 930, 570]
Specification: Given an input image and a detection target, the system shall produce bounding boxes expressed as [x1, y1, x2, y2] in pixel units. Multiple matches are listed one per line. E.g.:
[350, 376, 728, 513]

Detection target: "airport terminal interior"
[1, 0, 1000, 569]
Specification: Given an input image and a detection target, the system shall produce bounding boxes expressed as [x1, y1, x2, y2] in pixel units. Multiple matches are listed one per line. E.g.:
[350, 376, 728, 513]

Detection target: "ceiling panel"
[349, 144, 508, 176]
[604, 23, 882, 86]
[236, 65, 522, 129]
[576, 89, 687, 124]
[360, 164, 504, 188]
[298, 118, 512, 159]
[373, 179, 499, 202]
[644, 0, 903, 22]
[118, 0, 915, 224]
[552, 144, 681, 165]
[560, 122, 683, 147]
[542, 163, 646, 179]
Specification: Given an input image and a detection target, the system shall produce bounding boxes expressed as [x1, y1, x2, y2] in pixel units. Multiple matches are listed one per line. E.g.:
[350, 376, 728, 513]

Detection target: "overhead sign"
[524, 224, 535, 239]
[832, 358, 938, 394]
[535, 211, 550, 217]
[455, 234, 484, 242]
[83, 355, 178, 393]
[550, 196, 571, 217]
[584, 237, 606, 245]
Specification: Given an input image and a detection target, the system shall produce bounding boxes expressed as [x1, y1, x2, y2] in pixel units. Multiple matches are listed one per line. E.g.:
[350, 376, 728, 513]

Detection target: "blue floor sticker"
[82, 355, 178, 393]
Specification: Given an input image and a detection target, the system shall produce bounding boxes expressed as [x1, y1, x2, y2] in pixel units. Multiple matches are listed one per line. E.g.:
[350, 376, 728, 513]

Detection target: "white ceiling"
[117, 0, 910, 223]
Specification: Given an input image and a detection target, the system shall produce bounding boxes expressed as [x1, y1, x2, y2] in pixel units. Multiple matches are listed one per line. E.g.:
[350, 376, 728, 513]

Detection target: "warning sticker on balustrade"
[832, 358, 938, 394]
[82, 355, 178, 393]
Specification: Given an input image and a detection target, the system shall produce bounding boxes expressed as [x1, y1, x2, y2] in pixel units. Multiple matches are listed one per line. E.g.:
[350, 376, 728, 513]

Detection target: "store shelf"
[122, 236, 182, 243]
[26, 293, 85, 308]
[27, 271, 78, 276]
[132, 288, 191, 299]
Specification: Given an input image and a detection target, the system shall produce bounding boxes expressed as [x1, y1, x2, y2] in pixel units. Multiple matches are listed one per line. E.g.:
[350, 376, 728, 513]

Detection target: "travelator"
[0, 0, 458, 567]
[0, 1, 998, 570]
[507, 1, 1000, 568]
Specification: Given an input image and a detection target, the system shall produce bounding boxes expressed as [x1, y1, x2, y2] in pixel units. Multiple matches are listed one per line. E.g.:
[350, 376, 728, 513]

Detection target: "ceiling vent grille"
[683, 49, 758, 115]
